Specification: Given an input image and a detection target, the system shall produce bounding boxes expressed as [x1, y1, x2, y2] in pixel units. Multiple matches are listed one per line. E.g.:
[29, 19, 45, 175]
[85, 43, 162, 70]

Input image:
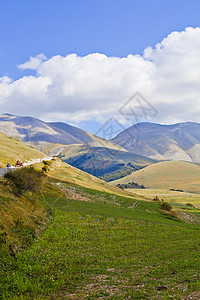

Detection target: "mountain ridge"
[111, 121, 200, 162]
[0, 114, 155, 180]
[0, 113, 122, 151]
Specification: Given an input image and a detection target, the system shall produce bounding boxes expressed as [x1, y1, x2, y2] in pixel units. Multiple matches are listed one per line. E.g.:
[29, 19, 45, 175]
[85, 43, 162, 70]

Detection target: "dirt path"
[0, 156, 53, 177]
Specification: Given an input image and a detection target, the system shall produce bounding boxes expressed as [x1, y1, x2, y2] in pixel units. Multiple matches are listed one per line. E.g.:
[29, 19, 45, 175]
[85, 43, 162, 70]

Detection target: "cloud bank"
[1, 27, 200, 125]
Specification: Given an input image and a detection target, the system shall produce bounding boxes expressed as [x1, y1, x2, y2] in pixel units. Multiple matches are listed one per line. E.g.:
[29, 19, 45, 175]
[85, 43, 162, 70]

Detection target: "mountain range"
[0, 114, 155, 180]
[1, 114, 200, 180]
[0, 113, 118, 150]
[112, 122, 200, 163]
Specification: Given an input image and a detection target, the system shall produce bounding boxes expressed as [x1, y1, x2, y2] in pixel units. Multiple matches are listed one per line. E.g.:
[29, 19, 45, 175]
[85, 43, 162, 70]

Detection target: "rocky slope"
[112, 122, 200, 162]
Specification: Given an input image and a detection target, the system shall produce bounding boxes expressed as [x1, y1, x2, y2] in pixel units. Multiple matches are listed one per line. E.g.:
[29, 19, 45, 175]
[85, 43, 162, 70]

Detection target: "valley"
[2, 4, 200, 299]
[0, 116, 200, 299]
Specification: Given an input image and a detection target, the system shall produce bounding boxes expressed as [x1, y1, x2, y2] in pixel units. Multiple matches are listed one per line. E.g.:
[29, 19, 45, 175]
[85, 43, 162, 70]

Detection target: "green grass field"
[1, 176, 200, 299]
[1, 132, 200, 300]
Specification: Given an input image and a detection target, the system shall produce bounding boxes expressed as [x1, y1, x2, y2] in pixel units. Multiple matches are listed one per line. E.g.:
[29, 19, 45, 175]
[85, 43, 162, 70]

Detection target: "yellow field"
[0, 132, 45, 167]
[111, 160, 200, 193]
[126, 188, 200, 207]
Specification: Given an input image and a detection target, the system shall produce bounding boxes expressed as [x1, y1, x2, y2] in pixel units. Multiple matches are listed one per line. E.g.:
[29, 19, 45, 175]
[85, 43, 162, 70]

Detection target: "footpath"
[0, 156, 53, 177]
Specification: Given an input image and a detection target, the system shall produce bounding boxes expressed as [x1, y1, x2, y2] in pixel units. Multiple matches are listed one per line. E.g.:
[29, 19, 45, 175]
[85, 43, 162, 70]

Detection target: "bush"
[153, 196, 160, 202]
[116, 182, 146, 189]
[42, 165, 49, 173]
[4, 166, 45, 196]
[160, 202, 172, 212]
[186, 203, 194, 207]
[43, 160, 52, 166]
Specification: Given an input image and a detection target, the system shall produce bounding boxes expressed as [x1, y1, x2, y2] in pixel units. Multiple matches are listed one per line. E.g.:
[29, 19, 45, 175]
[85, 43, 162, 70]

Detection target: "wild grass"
[1, 177, 200, 299]
[111, 161, 200, 193]
[42, 159, 147, 200]
[0, 132, 44, 167]
[126, 188, 200, 208]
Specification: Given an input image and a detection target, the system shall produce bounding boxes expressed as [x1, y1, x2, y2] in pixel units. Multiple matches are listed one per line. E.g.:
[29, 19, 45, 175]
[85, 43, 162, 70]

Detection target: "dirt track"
[0, 156, 53, 177]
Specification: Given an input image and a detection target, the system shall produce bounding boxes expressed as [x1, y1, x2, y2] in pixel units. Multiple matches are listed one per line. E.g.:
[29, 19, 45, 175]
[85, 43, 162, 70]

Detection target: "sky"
[1, 0, 200, 134]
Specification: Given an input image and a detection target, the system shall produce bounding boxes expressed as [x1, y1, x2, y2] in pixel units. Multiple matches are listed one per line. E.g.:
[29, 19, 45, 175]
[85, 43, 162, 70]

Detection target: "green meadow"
[1, 176, 200, 299]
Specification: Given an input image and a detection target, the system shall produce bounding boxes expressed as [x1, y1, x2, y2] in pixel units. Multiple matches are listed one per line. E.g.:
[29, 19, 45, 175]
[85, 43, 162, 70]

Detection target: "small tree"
[4, 166, 45, 196]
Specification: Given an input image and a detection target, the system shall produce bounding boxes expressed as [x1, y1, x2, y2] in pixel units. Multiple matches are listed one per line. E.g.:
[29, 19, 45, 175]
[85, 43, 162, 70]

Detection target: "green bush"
[43, 160, 52, 166]
[4, 166, 45, 196]
[42, 165, 49, 173]
[117, 182, 145, 189]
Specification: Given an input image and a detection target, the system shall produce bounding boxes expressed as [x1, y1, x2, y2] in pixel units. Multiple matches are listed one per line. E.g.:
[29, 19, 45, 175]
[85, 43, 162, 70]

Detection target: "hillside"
[111, 160, 200, 193]
[62, 145, 156, 181]
[1, 164, 200, 299]
[1, 133, 200, 299]
[0, 129, 145, 199]
[0, 131, 46, 167]
[112, 121, 200, 162]
[37, 158, 148, 200]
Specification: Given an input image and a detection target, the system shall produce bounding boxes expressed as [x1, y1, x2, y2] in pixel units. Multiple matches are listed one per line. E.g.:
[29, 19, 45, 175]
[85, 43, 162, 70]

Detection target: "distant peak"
[2, 113, 14, 116]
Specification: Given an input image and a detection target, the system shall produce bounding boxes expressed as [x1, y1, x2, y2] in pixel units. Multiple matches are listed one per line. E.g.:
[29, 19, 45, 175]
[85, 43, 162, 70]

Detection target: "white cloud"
[18, 53, 47, 70]
[1, 27, 200, 126]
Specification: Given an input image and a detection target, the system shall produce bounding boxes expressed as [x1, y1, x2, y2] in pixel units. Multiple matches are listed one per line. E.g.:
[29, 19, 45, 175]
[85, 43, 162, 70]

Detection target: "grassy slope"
[0, 181, 46, 252]
[111, 160, 200, 193]
[0, 132, 45, 167]
[0, 141, 200, 299]
[1, 178, 200, 299]
[44, 159, 148, 200]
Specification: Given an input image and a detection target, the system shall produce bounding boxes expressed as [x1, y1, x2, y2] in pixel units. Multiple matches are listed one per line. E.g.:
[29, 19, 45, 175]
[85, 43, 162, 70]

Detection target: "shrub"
[4, 166, 45, 196]
[42, 165, 49, 173]
[186, 203, 194, 207]
[43, 160, 52, 166]
[153, 196, 160, 202]
[160, 201, 172, 212]
[116, 182, 146, 189]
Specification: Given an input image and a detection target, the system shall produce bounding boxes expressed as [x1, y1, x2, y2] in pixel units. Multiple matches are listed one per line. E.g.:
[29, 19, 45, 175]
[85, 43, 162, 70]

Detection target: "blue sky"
[1, 0, 200, 78]
[1, 0, 200, 134]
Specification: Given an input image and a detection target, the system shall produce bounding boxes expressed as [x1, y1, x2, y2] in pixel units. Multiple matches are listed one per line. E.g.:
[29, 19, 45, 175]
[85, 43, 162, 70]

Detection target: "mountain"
[111, 122, 200, 162]
[0, 114, 155, 179]
[0, 130, 146, 199]
[0, 114, 116, 148]
[0, 113, 123, 151]
[60, 145, 156, 181]
[111, 160, 200, 193]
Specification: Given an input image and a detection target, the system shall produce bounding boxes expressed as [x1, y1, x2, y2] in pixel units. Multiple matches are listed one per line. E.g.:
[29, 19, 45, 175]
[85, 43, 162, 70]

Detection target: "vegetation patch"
[1, 205, 200, 299]
[111, 161, 200, 193]
[160, 201, 172, 212]
[0, 131, 44, 167]
[0, 160, 200, 299]
[4, 166, 45, 196]
[43, 160, 52, 166]
[116, 181, 145, 189]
